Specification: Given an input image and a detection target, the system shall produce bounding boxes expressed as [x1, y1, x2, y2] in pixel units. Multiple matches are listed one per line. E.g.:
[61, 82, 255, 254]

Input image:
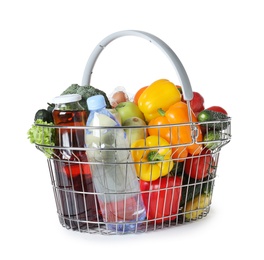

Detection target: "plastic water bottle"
[85, 95, 146, 233]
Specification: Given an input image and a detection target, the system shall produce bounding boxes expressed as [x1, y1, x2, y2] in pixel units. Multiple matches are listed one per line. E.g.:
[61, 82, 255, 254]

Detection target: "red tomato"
[206, 106, 228, 115]
[185, 149, 213, 180]
[140, 176, 182, 224]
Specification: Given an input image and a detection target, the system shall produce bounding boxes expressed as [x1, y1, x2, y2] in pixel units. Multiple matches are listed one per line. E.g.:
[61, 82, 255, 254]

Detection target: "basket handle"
[82, 30, 193, 101]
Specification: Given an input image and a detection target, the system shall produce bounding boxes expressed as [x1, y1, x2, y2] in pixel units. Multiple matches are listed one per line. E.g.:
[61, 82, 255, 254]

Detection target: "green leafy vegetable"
[27, 119, 55, 158]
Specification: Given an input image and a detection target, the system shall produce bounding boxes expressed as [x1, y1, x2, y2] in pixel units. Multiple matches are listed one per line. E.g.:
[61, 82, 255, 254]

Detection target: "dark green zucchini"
[197, 109, 229, 130]
[180, 174, 214, 207]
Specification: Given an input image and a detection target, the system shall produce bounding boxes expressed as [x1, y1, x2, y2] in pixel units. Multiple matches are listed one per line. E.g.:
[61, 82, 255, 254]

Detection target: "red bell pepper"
[182, 91, 205, 116]
[185, 149, 214, 180]
[140, 176, 182, 224]
[190, 91, 205, 115]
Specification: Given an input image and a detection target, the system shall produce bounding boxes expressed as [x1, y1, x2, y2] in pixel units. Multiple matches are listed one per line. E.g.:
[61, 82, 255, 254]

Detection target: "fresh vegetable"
[27, 119, 55, 158]
[133, 86, 148, 105]
[34, 109, 53, 123]
[197, 109, 229, 130]
[176, 85, 183, 94]
[131, 135, 173, 181]
[185, 149, 215, 180]
[47, 103, 55, 113]
[148, 101, 203, 161]
[186, 91, 205, 116]
[49, 84, 111, 112]
[170, 161, 184, 176]
[180, 174, 214, 207]
[138, 79, 182, 122]
[203, 130, 221, 150]
[184, 193, 211, 221]
[140, 175, 182, 224]
[206, 106, 228, 115]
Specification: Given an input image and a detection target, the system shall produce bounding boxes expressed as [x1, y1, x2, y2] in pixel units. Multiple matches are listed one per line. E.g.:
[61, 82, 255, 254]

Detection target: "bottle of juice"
[85, 95, 146, 233]
[51, 94, 101, 230]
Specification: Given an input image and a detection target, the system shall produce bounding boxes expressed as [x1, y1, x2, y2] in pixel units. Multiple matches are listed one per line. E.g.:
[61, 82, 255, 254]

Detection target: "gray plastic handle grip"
[82, 30, 193, 101]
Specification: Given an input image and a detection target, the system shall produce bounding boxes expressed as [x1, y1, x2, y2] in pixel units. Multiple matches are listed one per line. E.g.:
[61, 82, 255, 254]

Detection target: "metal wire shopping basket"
[35, 30, 231, 235]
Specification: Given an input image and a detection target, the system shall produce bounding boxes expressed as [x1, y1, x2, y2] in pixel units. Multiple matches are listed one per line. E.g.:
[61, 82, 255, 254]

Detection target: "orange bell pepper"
[133, 86, 148, 105]
[148, 101, 203, 161]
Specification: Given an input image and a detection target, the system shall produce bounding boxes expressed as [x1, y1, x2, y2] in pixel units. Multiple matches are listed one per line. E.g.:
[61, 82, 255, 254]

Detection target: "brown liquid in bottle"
[52, 109, 101, 230]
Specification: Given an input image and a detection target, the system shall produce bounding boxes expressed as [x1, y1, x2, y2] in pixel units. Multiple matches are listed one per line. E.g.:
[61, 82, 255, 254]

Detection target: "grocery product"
[85, 95, 146, 233]
[51, 94, 100, 229]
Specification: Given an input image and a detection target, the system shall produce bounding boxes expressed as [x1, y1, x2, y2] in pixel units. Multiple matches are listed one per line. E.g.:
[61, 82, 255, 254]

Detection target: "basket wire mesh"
[36, 117, 231, 234]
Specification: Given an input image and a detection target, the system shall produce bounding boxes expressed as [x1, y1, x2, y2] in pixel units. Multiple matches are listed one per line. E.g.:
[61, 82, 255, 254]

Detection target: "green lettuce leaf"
[27, 119, 55, 158]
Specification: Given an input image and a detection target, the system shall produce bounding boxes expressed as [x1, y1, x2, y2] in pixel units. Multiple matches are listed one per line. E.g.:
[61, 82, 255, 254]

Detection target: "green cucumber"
[197, 109, 229, 130]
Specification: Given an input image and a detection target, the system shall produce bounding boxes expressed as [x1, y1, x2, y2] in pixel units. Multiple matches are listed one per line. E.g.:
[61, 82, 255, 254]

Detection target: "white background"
[1, 0, 263, 259]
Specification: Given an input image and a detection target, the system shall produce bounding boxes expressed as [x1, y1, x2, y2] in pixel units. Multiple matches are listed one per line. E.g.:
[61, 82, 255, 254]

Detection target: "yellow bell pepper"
[138, 79, 182, 122]
[131, 135, 173, 181]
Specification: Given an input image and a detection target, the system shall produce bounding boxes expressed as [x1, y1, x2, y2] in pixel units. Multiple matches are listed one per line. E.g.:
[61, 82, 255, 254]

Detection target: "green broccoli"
[58, 84, 111, 112]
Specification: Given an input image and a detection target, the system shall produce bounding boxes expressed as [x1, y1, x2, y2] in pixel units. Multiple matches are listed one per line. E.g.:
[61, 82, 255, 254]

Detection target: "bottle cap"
[52, 94, 82, 104]
[87, 95, 106, 110]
